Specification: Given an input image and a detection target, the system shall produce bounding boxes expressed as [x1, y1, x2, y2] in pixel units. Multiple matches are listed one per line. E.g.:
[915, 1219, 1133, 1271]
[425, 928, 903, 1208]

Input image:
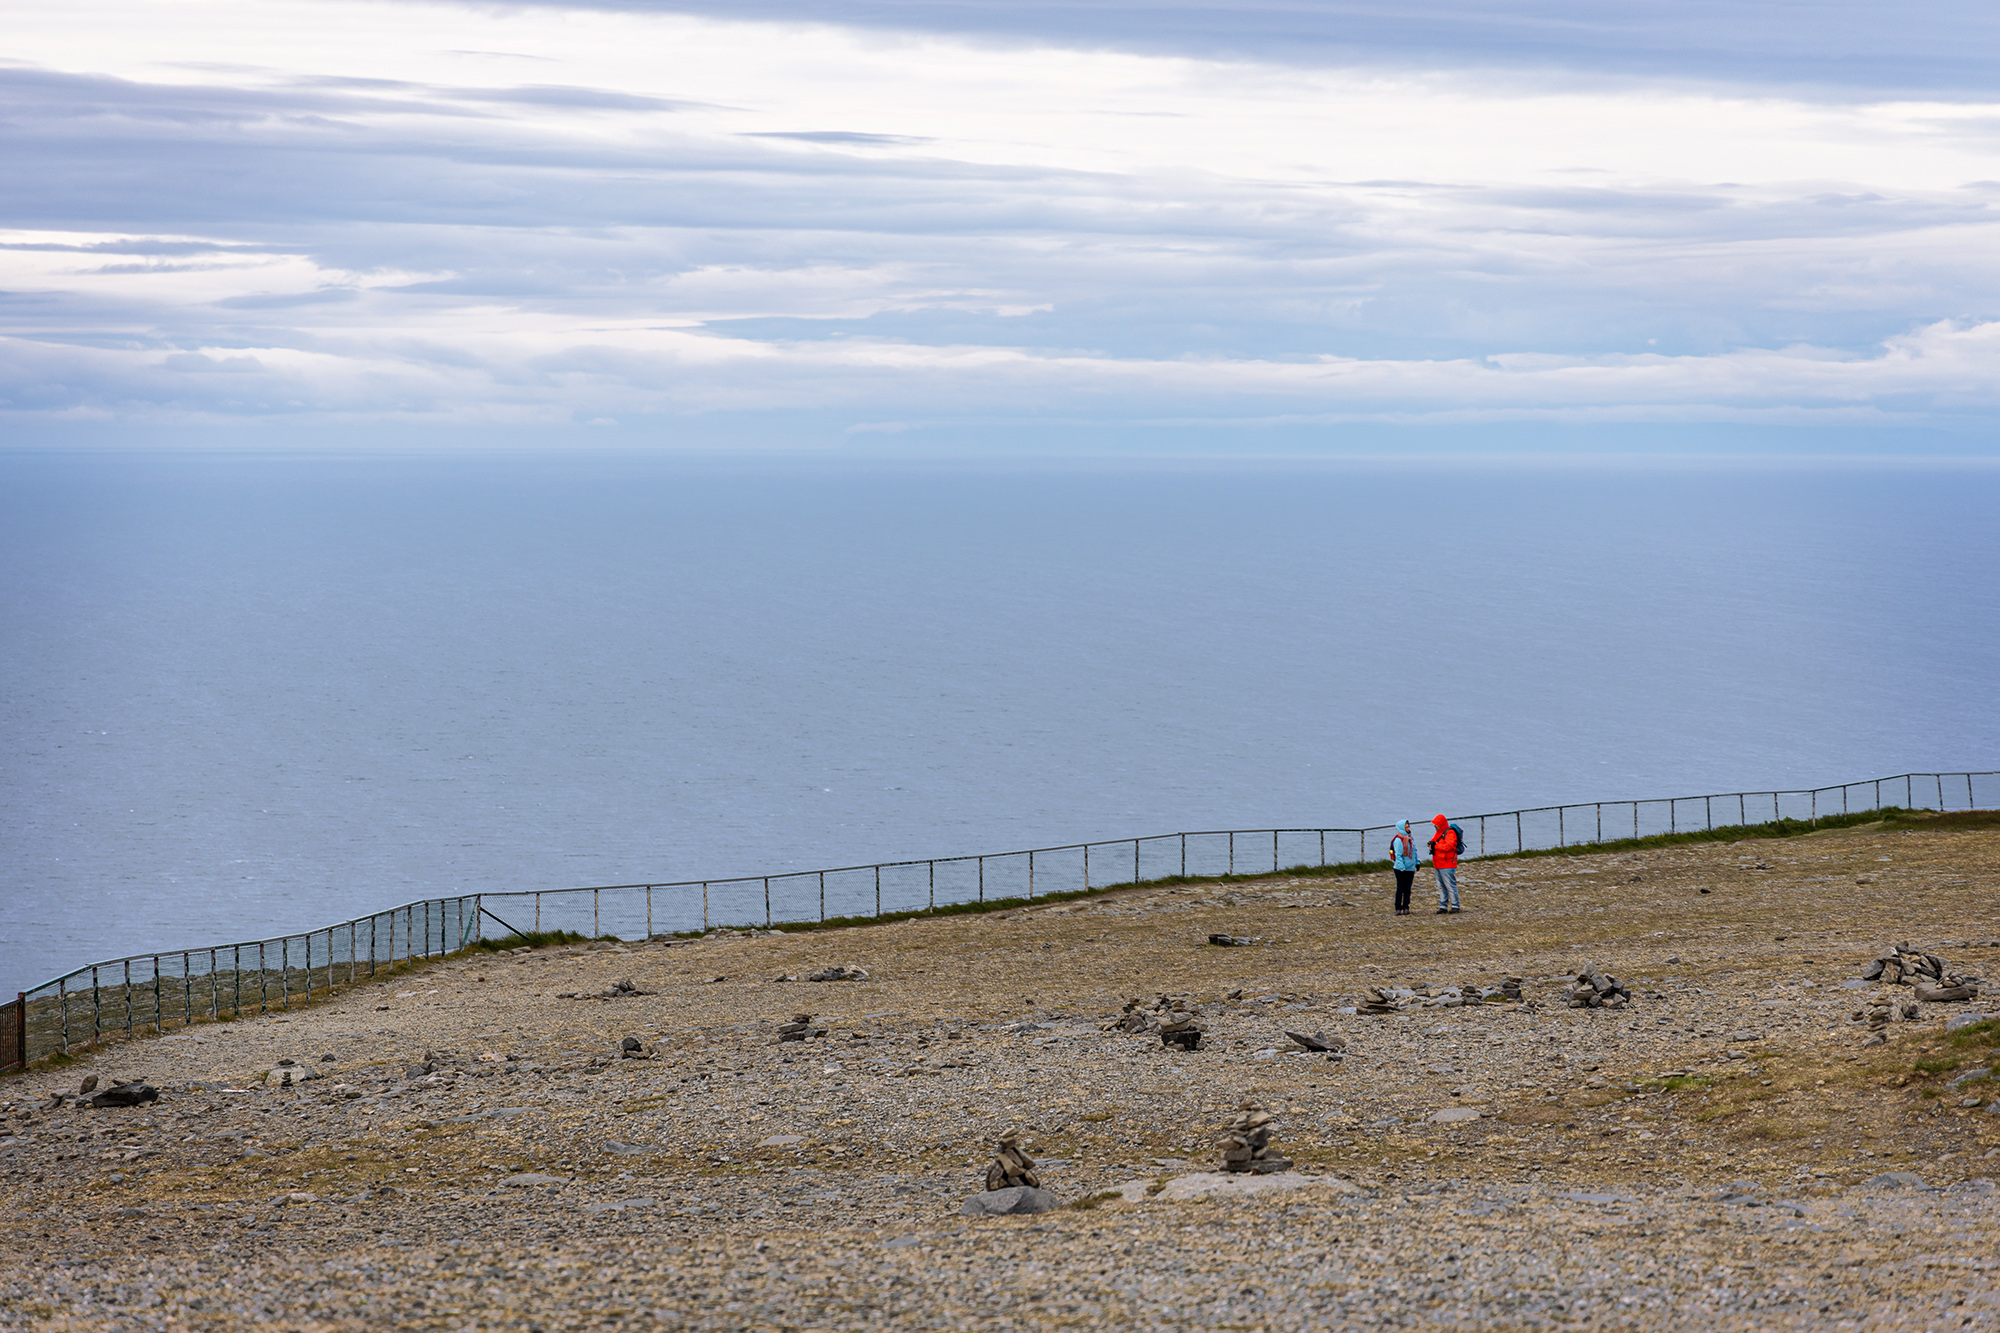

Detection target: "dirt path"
[3, 819, 1998, 1329]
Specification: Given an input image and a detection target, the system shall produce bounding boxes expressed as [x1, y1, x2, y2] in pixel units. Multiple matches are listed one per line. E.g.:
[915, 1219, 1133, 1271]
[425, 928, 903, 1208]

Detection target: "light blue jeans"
[1434, 867, 1460, 910]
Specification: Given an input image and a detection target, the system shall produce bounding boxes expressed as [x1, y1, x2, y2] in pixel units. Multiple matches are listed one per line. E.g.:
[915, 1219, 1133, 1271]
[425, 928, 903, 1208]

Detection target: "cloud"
[3, 0, 1999, 449]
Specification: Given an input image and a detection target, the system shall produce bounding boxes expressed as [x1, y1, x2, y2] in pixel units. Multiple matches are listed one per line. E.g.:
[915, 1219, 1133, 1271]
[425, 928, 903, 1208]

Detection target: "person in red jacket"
[1427, 813, 1462, 914]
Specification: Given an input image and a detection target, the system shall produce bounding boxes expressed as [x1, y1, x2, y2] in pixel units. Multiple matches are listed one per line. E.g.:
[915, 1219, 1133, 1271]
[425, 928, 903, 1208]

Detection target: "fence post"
[702, 883, 709, 931]
[1811, 790, 1817, 826]
[1633, 804, 1638, 840]
[181, 953, 191, 1030]
[875, 866, 883, 916]
[976, 859, 983, 904]
[927, 864, 934, 912]
[1180, 833, 1186, 877]
[1938, 774, 1946, 809]
[822, 870, 828, 920]
[1517, 811, 1523, 852]
[1319, 831, 1325, 866]
[1228, 833, 1234, 876]
[766, 877, 773, 927]
[593, 890, 601, 940]
[91, 966, 101, 1047]
[12, 994, 23, 1071]
[646, 887, 653, 939]
[1028, 852, 1035, 900]
[124, 960, 133, 1036]
[58, 979, 69, 1054]
[1135, 839, 1141, 884]
[1705, 796, 1711, 830]
[1479, 817, 1486, 856]
[1084, 843, 1090, 891]
[279, 939, 289, 1010]
[1669, 800, 1676, 836]
[210, 949, 220, 1020]
[1272, 830, 1279, 872]
[1559, 807, 1565, 847]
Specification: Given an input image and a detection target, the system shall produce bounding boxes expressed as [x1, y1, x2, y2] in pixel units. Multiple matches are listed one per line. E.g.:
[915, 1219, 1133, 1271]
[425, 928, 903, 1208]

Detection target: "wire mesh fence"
[5, 770, 1990, 1071]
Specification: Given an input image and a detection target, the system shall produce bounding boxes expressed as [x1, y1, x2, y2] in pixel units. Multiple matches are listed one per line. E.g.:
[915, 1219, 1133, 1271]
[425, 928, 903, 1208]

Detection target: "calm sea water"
[3, 452, 1996, 995]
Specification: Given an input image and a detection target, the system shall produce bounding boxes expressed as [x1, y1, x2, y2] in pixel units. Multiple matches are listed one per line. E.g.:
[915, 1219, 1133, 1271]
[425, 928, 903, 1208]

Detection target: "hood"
[1395, 818, 1410, 835]
[1433, 814, 1450, 829]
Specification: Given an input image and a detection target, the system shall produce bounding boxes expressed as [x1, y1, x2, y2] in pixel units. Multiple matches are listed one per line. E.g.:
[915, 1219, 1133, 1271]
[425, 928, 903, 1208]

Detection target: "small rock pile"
[1861, 943, 1981, 1001]
[775, 1013, 827, 1043]
[559, 978, 655, 1000]
[1564, 966, 1632, 1010]
[1106, 998, 1153, 1034]
[808, 965, 869, 982]
[1357, 978, 1523, 1014]
[984, 1128, 1042, 1191]
[1857, 994, 1921, 1044]
[1157, 1004, 1204, 1050]
[1217, 1101, 1292, 1174]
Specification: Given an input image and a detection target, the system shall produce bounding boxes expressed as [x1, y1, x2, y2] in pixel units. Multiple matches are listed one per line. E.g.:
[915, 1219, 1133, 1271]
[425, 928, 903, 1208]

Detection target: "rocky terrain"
[3, 813, 1998, 1330]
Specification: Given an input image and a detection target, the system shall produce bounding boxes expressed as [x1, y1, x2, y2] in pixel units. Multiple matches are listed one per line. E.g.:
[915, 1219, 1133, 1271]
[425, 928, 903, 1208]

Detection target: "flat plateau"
[4, 818, 1999, 1330]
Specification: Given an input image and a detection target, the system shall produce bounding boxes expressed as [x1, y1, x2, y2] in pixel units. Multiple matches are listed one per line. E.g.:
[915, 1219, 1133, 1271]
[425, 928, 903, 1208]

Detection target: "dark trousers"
[1393, 869, 1414, 912]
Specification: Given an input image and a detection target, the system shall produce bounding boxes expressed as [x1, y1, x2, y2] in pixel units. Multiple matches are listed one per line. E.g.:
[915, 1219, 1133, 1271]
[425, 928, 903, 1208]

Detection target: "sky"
[5, 0, 2000, 454]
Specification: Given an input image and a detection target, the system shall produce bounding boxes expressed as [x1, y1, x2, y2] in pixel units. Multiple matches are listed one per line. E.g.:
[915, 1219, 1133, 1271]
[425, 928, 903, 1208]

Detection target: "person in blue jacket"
[1388, 818, 1418, 915]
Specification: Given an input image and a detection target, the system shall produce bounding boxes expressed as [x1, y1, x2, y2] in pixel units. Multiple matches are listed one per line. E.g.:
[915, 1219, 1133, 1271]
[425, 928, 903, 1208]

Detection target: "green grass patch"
[1915, 1055, 1966, 1075]
[1654, 1074, 1712, 1092]
[1946, 1019, 2000, 1050]
[470, 929, 606, 951]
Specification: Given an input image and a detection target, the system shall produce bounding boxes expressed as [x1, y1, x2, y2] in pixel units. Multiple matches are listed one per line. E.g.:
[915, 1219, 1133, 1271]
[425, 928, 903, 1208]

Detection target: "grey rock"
[501, 1172, 568, 1187]
[87, 1083, 159, 1108]
[808, 965, 870, 982]
[1945, 1012, 1996, 1032]
[1946, 1067, 1992, 1089]
[883, 1235, 922, 1248]
[1284, 1031, 1343, 1052]
[603, 1141, 664, 1156]
[1559, 1192, 1630, 1204]
[1726, 1030, 1764, 1042]
[1427, 1107, 1483, 1124]
[960, 1186, 1059, 1216]
[1841, 978, 1874, 989]
[1859, 1171, 1927, 1190]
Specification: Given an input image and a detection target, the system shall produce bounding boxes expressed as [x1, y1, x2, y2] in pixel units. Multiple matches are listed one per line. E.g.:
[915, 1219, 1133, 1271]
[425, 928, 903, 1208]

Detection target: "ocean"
[3, 451, 1995, 995]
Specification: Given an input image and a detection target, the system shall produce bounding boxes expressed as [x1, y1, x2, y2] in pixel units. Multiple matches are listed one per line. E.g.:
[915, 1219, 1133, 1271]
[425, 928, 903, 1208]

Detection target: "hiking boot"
[1449, 906, 1462, 913]
[1435, 908, 1448, 915]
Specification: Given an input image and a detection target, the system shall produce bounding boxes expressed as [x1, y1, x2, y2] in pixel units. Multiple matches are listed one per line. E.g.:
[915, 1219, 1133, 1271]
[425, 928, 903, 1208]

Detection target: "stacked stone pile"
[558, 978, 654, 1000]
[1105, 998, 1153, 1034]
[775, 1014, 827, 1043]
[1860, 943, 1981, 1001]
[1158, 1005, 1204, 1050]
[1217, 1101, 1293, 1174]
[1358, 978, 1525, 1015]
[807, 965, 869, 982]
[1564, 967, 1631, 1010]
[984, 1129, 1042, 1191]
[1857, 994, 1920, 1045]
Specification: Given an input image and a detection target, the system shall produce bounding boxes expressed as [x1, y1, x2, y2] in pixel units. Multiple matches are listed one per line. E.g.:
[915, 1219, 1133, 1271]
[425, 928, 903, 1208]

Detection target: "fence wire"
[5, 770, 1990, 1070]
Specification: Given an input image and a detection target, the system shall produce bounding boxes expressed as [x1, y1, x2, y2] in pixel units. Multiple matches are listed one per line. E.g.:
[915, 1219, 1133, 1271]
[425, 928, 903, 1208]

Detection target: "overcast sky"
[6, 0, 2000, 453]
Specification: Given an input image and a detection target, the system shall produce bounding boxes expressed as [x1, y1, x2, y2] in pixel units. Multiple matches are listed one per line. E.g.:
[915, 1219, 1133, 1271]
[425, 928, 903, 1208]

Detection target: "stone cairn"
[1217, 1101, 1293, 1174]
[1156, 998, 1204, 1050]
[1107, 997, 1153, 1033]
[808, 965, 869, 982]
[1564, 966, 1631, 1010]
[1861, 943, 1981, 1002]
[984, 1128, 1042, 1191]
[775, 1013, 827, 1043]
[1359, 977, 1524, 1015]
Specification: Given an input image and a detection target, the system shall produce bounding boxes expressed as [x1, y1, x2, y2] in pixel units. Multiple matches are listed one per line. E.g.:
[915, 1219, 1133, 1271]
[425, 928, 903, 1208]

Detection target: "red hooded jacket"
[1429, 815, 1460, 868]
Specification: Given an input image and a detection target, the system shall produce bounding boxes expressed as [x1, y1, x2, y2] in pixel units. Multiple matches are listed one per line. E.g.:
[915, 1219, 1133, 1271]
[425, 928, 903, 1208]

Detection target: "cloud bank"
[4, 0, 1999, 451]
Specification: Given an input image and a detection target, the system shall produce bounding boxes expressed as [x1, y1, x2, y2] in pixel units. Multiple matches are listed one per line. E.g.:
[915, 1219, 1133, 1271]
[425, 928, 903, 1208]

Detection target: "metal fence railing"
[4, 770, 1991, 1071]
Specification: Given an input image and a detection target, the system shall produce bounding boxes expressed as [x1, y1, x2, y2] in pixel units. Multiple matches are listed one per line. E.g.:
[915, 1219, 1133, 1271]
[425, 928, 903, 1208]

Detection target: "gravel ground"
[4, 815, 1998, 1330]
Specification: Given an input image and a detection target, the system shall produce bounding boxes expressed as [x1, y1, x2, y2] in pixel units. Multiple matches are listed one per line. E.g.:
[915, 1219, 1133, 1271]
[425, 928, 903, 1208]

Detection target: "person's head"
[1433, 814, 1450, 830]
[1396, 818, 1409, 835]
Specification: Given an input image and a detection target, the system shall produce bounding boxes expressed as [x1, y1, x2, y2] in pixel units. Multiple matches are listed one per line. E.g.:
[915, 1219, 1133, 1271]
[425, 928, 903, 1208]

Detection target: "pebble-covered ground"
[4, 814, 1999, 1330]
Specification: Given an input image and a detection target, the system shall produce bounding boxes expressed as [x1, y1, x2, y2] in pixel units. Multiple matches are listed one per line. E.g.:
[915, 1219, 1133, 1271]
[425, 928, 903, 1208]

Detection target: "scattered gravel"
[2, 820, 1997, 1329]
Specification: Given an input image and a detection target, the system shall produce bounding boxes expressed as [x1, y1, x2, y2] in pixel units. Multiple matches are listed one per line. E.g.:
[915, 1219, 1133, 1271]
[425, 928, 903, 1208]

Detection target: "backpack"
[1450, 823, 1468, 856]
